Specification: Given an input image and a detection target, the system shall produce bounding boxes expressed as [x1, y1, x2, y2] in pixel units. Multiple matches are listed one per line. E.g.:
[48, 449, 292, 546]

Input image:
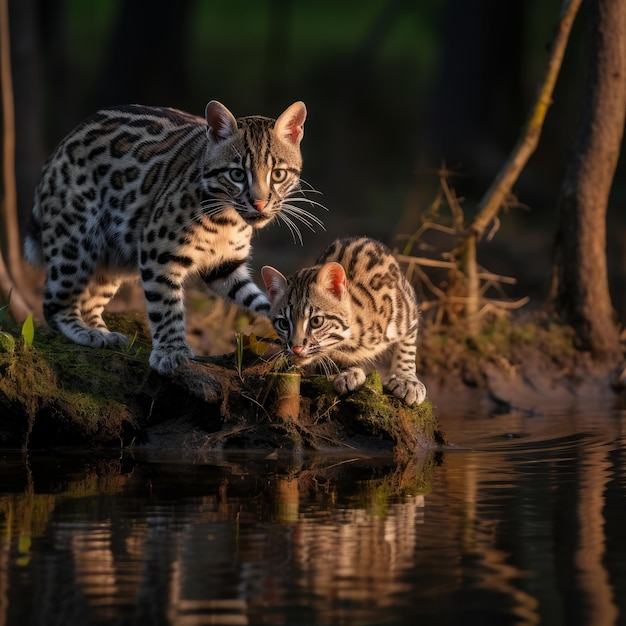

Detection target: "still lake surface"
[1, 408, 625, 626]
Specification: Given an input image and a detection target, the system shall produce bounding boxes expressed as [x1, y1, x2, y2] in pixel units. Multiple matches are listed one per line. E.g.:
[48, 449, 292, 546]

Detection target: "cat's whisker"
[317, 355, 340, 377]
[281, 206, 319, 235]
[199, 195, 226, 204]
[282, 205, 326, 234]
[289, 186, 327, 201]
[297, 177, 323, 193]
[325, 349, 349, 367]
[262, 349, 287, 367]
[286, 195, 329, 210]
[276, 212, 304, 245]
[200, 196, 231, 208]
[199, 196, 252, 221]
[199, 205, 225, 216]
[284, 198, 329, 229]
[196, 205, 228, 221]
[199, 199, 227, 212]
[315, 357, 330, 377]
[286, 190, 329, 214]
[284, 205, 327, 229]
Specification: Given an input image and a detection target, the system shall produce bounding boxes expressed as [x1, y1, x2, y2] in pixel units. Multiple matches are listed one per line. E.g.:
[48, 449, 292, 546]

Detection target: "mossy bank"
[0, 314, 442, 454]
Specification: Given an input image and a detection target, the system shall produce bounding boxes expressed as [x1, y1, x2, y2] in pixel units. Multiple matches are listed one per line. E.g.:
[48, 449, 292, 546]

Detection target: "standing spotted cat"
[24, 100, 311, 374]
[261, 236, 427, 405]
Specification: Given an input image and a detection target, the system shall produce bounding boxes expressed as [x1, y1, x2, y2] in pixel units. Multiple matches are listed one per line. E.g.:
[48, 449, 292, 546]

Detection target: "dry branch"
[395, 232, 526, 330]
[469, 0, 583, 240]
[406, 0, 583, 335]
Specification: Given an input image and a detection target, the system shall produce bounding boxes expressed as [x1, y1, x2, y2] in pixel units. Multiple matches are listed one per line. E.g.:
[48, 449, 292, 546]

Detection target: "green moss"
[421, 315, 580, 372]
[0, 325, 142, 448]
[343, 372, 437, 437]
[0, 315, 443, 453]
[298, 371, 441, 454]
[33, 316, 152, 404]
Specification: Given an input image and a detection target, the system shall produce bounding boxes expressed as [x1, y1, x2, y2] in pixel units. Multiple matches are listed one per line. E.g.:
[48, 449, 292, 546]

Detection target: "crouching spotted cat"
[24, 100, 312, 375]
[261, 236, 427, 405]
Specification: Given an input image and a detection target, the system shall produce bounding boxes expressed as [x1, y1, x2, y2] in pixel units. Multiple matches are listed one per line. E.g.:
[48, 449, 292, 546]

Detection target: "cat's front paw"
[102, 331, 130, 347]
[384, 374, 427, 406]
[149, 344, 194, 375]
[71, 327, 129, 349]
[334, 367, 367, 395]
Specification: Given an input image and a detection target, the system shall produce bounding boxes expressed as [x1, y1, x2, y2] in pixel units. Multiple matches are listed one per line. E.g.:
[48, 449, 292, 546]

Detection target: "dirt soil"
[2, 291, 623, 456]
[0, 312, 441, 456]
[416, 315, 625, 417]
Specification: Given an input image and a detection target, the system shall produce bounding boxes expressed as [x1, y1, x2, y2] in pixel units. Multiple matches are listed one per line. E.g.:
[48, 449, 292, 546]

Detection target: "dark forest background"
[7, 0, 626, 313]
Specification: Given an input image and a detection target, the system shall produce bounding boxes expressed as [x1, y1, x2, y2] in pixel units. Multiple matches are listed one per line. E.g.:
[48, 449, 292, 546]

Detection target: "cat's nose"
[291, 345, 304, 355]
[253, 199, 267, 212]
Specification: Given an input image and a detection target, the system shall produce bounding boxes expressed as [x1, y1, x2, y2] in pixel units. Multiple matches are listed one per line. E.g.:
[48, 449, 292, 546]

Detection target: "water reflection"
[0, 410, 625, 625]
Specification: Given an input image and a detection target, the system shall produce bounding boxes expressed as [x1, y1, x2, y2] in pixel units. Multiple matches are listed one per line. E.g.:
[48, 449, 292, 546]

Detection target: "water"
[1, 409, 626, 626]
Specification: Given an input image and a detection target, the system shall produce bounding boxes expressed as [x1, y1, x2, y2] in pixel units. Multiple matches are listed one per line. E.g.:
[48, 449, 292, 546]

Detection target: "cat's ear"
[317, 262, 347, 300]
[261, 266, 287, 302]
[274, 101, 306, 145]
[205, 101, 238, 143]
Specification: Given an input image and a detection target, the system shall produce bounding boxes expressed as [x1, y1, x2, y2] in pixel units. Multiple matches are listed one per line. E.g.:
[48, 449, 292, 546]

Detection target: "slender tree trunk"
[1, 0, 20, 271]
[447, 0, 582, 335]
[9, 0, 45, 234]
[469, 0, 582, 241]
[0, 0, 30, 321]
[551, 0, 626, 361]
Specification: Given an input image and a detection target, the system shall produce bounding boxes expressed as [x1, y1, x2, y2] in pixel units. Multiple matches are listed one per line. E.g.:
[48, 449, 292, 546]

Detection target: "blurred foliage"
[37, 2, 613, 233]
[8, 0, 625, 309]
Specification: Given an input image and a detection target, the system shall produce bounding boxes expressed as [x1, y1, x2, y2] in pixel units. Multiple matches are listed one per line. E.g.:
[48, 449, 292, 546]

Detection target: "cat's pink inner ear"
[205, 100, 238, 143]
[261, 266, 286, 302]
[318, 262, 347, 300]
[275, 101, 306, 145]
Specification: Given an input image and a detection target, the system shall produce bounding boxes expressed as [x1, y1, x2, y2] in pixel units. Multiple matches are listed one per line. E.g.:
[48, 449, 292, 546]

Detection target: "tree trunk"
[551, 0, 626, 361]
[9, 0, 45, 235]
[0, 0, 32, 321]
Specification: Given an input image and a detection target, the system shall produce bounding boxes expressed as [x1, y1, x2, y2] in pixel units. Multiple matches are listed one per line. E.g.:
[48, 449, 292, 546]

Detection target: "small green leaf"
[235, 331, 244, 377]
[0, 331, 15, 355]
[21, 313, 35, 347]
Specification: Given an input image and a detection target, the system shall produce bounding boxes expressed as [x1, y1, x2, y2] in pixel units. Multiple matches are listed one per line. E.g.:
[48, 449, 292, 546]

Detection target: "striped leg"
[141, 263, 194, 375]
[43, 260, 128, 349]
[80, 273, 125, 335]
[383, 331, 426, 405]
[201, 261, 271, 316]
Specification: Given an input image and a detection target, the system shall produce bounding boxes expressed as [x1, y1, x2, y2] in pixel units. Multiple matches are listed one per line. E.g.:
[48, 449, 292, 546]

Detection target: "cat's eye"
[229, 168, 246, 182]
[275, 318, 290, 332]
[309, 315, 324, 329]
[271, 169, 288, 183]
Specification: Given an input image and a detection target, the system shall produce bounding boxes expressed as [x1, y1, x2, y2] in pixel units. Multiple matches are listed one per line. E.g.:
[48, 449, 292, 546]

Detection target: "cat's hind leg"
[79, 273, 128, 346]
[43, 256, 128, 349]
